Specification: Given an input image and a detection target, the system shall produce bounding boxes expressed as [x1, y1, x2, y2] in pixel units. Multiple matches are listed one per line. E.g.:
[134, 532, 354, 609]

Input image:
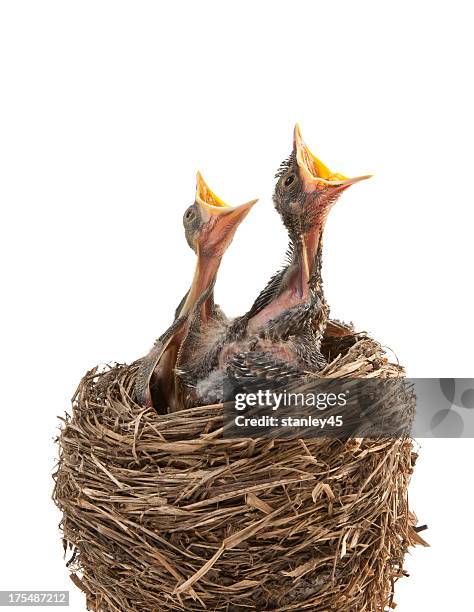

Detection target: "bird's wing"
[174, 290, 189, 320]
[245, 267, 287, 319]
[226, 350, 307, 396]
[134, 342, 165, 407]
[245, 241, 296, 320]
[134, 315, 187, 407]
[173, 282, 219, 409]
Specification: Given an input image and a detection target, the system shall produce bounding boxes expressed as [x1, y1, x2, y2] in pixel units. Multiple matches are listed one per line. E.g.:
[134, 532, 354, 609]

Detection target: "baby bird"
[246, 124, 371, 335]
[179, 125, 370, 401]
[134, 173, 256, 411]
[226, 125, 371, 392]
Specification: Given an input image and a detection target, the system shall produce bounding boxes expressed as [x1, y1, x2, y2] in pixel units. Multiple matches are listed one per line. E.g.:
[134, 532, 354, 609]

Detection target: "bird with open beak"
[179, 125, 371, 401]
[245, 124, 372, 336]
[134, 173, 256, 412]
[227, 126, 372, 393]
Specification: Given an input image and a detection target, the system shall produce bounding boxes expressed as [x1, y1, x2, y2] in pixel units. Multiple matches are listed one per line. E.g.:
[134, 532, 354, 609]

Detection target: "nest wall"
[53, 334, 424, 611]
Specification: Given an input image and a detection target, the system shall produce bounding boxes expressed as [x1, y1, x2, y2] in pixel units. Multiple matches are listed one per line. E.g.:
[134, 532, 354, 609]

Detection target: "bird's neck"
[179, 252, 221, 323]
[285, 222, 325, 299]
[246, 225, 325, 334]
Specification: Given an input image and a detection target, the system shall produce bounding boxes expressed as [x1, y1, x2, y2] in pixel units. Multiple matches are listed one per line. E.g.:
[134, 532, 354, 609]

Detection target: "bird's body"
[179, 284, 327, 403]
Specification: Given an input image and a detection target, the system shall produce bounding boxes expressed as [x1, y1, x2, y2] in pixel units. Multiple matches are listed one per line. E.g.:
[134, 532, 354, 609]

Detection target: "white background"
[1, 1, 473, 610]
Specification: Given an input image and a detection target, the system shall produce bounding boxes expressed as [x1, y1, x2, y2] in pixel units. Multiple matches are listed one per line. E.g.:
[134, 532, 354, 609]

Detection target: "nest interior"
[53, 331, 425, 612]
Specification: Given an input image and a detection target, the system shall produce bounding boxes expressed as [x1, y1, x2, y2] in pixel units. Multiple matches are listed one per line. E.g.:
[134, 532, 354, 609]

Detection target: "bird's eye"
[184, 206, 195, 221]
[284, 174, 296, 188]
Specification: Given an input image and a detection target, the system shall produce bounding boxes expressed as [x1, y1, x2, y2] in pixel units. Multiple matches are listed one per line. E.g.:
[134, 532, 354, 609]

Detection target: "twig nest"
[54, 332, 424, 611]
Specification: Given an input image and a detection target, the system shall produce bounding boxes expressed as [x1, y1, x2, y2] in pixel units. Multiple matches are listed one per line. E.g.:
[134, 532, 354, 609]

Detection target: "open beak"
[293, 124, 372, 191]
[195, 171, 257, 254]
[196, 171, 233, 220]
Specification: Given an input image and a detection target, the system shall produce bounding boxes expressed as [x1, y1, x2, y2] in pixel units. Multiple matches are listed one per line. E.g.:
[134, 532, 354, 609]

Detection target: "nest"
[53, 330, 425, 611]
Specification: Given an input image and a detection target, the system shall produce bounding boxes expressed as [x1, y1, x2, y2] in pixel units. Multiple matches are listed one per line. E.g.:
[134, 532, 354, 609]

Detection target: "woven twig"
[53, 332, 425, 611]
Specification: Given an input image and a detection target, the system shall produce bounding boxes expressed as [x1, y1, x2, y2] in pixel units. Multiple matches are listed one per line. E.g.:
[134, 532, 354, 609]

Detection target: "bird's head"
[274, 124, 371, 239]
[183, 172, 257, 259]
